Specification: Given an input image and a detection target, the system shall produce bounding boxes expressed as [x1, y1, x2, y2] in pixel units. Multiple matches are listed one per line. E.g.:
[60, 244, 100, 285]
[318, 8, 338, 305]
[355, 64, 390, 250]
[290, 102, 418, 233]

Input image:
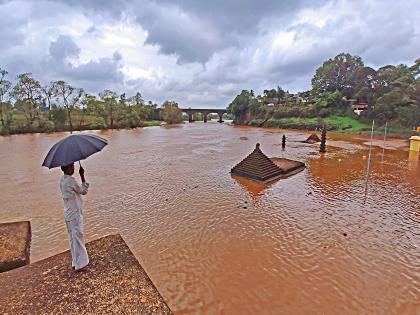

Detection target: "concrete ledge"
[0, 221, 31, 272]
[0, 234, 172, 314]
[270, 158, 305, 174]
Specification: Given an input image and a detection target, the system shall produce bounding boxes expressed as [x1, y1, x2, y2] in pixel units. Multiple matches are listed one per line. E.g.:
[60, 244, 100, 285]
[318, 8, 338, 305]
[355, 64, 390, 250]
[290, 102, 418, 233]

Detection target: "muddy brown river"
[0, 122, 419, 314]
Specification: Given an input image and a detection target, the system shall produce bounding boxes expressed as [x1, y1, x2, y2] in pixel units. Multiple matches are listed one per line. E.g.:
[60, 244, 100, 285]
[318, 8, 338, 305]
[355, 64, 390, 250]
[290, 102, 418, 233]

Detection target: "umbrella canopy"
[42, 134, 108, 169]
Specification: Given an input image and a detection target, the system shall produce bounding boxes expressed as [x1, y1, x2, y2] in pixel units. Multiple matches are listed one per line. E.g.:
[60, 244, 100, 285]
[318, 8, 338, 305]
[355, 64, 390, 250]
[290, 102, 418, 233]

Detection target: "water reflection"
[408, 150, 419, 170]
[0, 123, 419, 314]
[231, 175, 274, 197]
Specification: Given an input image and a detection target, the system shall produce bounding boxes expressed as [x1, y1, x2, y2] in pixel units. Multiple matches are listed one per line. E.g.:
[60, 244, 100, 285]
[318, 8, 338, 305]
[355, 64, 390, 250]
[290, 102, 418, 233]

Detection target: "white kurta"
[60, 174, 90, 270]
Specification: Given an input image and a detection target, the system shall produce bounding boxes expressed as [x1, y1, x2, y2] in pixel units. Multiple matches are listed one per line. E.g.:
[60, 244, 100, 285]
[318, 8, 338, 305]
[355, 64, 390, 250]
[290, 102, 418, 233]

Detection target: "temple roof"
[231, 143, 284, 183]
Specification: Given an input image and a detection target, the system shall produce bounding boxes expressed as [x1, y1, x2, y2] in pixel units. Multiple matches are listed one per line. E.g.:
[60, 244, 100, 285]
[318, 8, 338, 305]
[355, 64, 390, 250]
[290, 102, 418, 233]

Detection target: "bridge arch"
[181, 108, 227, 123]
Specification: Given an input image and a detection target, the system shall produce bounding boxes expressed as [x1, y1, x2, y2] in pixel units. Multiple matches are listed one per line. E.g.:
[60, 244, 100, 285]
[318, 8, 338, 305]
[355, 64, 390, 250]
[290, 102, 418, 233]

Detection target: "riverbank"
[244, 116, 417, 138]
[0, 120, 162, 136]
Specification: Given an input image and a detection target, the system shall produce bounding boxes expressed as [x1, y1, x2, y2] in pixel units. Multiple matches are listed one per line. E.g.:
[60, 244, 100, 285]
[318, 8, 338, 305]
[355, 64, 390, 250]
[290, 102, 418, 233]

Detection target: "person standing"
[60, 163, 89, 271]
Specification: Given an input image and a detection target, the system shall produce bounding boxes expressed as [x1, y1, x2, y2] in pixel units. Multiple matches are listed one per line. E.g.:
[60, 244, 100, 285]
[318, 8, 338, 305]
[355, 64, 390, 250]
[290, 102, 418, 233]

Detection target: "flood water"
[0, 122, 419, 314]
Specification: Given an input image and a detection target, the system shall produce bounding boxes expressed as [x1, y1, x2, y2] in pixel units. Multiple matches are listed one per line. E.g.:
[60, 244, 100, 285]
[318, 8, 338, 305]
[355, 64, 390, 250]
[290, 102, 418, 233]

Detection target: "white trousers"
[65, 214, 89, 270]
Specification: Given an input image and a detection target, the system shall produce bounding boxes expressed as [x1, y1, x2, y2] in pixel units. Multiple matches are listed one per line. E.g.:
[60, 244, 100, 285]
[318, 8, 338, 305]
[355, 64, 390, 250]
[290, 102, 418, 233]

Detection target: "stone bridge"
[180, 108, 227, 123]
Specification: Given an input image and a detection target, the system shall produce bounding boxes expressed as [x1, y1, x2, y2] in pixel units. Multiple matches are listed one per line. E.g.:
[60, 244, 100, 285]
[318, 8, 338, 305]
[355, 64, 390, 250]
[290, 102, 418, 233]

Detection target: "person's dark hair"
[61, 163, 73, 173]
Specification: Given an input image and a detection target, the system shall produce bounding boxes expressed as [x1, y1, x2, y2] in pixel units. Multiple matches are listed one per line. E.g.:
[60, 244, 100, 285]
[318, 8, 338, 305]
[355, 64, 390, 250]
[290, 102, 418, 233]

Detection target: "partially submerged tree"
[161, 100, 182, 124]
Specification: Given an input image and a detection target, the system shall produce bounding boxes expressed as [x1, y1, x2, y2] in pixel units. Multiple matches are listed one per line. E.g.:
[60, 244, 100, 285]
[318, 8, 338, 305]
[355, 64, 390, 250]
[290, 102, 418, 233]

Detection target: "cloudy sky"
[1, 0, 419, 108]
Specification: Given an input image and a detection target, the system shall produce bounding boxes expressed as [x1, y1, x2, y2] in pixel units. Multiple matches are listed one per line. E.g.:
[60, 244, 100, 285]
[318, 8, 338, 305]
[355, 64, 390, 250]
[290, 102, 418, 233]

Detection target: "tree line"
[0, 70, 180, 134]
[227, 53, 420, 131]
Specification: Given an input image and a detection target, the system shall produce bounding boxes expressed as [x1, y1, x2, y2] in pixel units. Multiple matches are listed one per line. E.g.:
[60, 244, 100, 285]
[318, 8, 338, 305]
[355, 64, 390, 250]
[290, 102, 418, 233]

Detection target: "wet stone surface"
[0, 221, 31, 272]
[0, 234, 173, 314]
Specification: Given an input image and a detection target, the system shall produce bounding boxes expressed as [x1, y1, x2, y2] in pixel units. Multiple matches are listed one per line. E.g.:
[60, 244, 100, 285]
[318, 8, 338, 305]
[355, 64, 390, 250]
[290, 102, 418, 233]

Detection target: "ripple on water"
[0, 123, 419, 314]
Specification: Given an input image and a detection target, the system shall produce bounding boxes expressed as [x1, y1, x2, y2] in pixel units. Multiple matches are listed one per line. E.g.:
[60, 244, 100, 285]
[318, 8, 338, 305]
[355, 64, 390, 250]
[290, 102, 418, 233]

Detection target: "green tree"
[311, 53, 365, 98]
[0, 68, 12, 127]
[371, 65, 410, 101]
[128, 92, 144, 106]
[51, 105, 67, 129]
[99, 89, 118, 127]
[314, 90, 344, 117]
[161, 100, 182, 124]
[263, 89, 278, 99]
[227, 90, 259, 123]
[85, 95, 106, 120]
[119, 93, 127, 107]
[362, 60, 419, 127]
[41, 83, 57, 120]
[12, 73, 42, 127]
[54, 80, 84, 132]
[276, 86, 286, 99]
[84, 95, 108, 128]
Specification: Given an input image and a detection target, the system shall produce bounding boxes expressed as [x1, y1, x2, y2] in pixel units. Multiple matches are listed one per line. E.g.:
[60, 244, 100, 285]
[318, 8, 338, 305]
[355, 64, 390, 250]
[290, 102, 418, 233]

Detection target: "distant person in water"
[60, 163, 89, 272]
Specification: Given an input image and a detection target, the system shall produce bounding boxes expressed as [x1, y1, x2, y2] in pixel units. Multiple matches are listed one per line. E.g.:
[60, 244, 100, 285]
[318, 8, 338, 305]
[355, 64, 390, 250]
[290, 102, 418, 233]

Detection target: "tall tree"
[227, 90, 259, 123]
[54, 80, 84, 132]
[161, 100, 182, 124]
[119, 93, 127, 107]
[276, 86, 286, 99]
[99, 89, 118, 127]
[134, 92, 144, 105]
[0, 68, 12, 127]
[41, 83, 57, 120]
[12, 73, 42, 127]
[370, 65, 409, 101]
[311, 53, 365, 98]
[363, 59, 419, 127]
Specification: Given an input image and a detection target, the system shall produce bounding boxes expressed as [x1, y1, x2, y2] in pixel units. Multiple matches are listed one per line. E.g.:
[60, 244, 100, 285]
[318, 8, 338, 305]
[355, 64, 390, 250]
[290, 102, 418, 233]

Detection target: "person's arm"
[79, 166, 86, 183]
[71, 167, 89, 195]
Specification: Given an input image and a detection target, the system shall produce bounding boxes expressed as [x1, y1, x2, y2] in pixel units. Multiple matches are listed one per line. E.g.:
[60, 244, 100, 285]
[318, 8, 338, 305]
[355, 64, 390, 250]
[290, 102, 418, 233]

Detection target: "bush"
[300, 107, 317, 118]
[51, 107, 67, 128]
[319, 108, 330, 118]
[266, 119, 280, 128]
[89, 117, 106, 129]
[272, 110, 285, 119]
[39, 120, 55, 132]
[247, 119, 265, 126]
[160, 101, 182, 124]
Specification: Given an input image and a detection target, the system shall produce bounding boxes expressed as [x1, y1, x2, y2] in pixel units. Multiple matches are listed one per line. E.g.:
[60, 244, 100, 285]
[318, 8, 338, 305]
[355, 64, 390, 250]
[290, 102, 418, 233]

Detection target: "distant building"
[352, 102, 369, 115]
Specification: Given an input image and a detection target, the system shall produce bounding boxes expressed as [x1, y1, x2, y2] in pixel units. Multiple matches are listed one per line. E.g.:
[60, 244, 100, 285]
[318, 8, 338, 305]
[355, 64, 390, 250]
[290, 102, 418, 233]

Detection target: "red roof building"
[352, 102, 369, 110]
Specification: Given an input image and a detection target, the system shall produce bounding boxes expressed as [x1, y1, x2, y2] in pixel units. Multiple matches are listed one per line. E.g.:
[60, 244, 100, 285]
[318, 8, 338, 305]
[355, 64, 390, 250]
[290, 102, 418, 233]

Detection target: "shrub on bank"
[88, 117, 107, 129]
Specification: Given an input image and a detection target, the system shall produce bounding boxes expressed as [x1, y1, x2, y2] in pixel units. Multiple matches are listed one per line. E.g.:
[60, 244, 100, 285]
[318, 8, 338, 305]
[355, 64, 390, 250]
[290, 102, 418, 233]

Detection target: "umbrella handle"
[79, 161, 82, 167]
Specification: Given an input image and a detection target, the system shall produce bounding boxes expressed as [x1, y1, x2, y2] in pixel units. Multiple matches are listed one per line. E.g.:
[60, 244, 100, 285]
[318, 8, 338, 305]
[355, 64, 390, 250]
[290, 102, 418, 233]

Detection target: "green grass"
[143, 121, 162, 127]
[247, 115, 371, 132]
[322, 116, 370, 132]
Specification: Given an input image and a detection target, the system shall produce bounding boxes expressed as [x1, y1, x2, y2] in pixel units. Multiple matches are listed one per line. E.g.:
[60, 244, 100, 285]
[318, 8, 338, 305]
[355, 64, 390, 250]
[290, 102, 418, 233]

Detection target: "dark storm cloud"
[49, 35, 81, 61]
[50, 0, 324, 63]
[48, 36, 124, 91]
[135, 0, 320, 63]
[0, 2, 27, 48]
[0, 0, 419, 106]
[61, 52, 123, 84]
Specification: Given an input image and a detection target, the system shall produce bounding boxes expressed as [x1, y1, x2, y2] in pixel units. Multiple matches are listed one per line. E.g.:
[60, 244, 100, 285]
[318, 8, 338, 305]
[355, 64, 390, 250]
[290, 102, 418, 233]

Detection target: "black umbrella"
[42, 134, 108, 169]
